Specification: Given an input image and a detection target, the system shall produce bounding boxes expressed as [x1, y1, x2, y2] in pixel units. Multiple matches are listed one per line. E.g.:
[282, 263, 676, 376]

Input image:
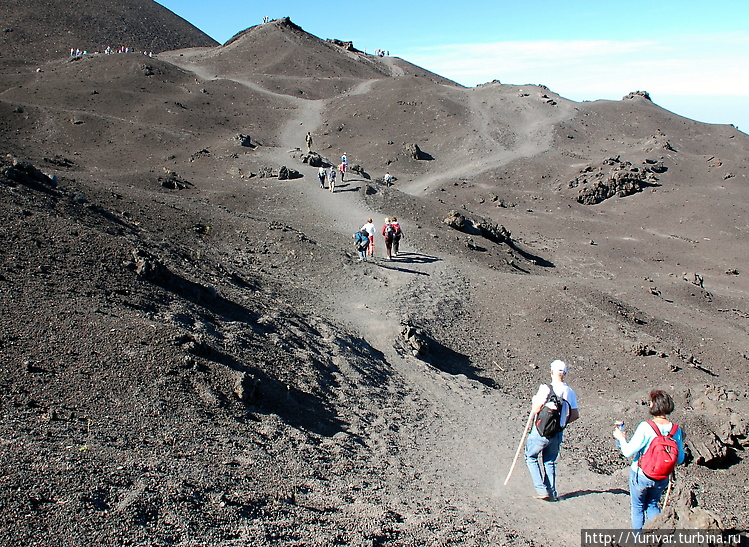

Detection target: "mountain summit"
[0, 0, 218, 65]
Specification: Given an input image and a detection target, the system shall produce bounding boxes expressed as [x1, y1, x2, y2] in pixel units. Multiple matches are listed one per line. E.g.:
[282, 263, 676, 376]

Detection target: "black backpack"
[535, 384, 567, 437]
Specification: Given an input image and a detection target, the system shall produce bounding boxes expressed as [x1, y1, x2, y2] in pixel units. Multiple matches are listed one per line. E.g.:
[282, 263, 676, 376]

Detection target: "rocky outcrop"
[644, 480, 724, 537]
[0, 155, 58, 194]
[403, 143, 431, 160]
[569, 157, 662, 205]
[235, 133, 254, 147]
[683, 386, 749, 467]
[443, 210, 512, 244]
[400, 322, 430, 358]
[278, 166, 301, 180]
[623, 90, 652, 101]
[159, 168, 191, 190]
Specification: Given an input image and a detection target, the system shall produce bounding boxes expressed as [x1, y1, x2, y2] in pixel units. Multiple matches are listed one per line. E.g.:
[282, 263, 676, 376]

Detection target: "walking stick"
[504, 411, 535, 486]
[662, 471, 675, 509]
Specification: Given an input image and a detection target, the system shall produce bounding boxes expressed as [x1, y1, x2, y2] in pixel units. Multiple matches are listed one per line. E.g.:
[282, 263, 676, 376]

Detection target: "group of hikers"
[307, 134, 348, 193]
[303, 133, 404, 261]
[353, 217, 403, 261]
[523, 360, 685, 531]
[316, 155, 347, 192]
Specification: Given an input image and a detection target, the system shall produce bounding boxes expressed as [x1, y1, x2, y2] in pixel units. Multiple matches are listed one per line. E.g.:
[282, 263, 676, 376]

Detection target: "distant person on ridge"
[525, 360, 579, 501]
[306, 131, 313, 153]
[361, 218, 376, 257]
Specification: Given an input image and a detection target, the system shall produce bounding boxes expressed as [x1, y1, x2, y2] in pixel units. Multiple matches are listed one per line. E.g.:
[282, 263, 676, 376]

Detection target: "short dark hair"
[649, 389, 675, 416]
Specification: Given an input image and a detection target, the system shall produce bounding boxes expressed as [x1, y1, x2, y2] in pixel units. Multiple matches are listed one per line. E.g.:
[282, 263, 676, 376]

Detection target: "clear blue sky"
[156, 1, 749, 132]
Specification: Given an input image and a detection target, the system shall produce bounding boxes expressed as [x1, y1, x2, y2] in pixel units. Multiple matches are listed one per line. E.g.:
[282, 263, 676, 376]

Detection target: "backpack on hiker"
[391, 223, 402, 238]
[356, 230, 370, 251]
[535, 384, 567, 437]
[385, 224, 395, 239]
[637, 421, 680, 480]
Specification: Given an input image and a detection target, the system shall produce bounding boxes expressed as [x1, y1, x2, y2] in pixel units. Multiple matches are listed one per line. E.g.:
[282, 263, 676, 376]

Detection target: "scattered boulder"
[0, 156, 58, 194]
[159, 168, 191, 190]
[234, 372, 260, 403]
[126, 248, 218, 304]
[644, 158, 668, 173]
[278, 166, 301, 180]
[258, 166, 274, 178]
[303, 153, 324, 167]
[175, 333, 212, 357]
[235, 134, 253, 147]
[400, 322, 430, 358]
[403, 143, 427, 160]
[129, 248, 167, 282]
[190, 149, 211, 161]
[350, 163, 370, 179]
[645, 481, 724, 538]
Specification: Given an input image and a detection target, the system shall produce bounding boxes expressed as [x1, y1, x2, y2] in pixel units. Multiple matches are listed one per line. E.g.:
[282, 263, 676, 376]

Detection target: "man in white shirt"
[524, 359, 579, 501]
[360, 218, 376, 257]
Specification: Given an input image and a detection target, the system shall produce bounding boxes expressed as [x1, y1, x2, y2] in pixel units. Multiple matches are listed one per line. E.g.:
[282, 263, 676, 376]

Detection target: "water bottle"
[615, 421, 625, 447]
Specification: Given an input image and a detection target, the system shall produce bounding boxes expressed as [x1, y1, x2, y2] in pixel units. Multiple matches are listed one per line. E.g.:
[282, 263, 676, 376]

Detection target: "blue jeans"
[629, 468, 669, 529]
[525, 427, 562, 498]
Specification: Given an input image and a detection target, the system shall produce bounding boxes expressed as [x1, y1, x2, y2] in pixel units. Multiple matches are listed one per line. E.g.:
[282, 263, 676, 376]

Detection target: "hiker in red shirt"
[382, 218, 394, 260]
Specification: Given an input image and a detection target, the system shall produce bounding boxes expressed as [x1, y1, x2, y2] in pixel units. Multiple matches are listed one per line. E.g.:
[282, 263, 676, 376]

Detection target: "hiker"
[524, 360, 579, 501]
[361, 218, 376, 257]
[305, 131, 313, 153]
[613, 389, 685, 530]
[390, 217, 403, 257]
[317, 166, 326, 189]
[340, 153, 347, 180]
[352, 229, 370, 261]
[384, 172, 392, 186]
[382, 217, 395, 260]
[339, 160, 347, 181]
[329, 166, 337, 192]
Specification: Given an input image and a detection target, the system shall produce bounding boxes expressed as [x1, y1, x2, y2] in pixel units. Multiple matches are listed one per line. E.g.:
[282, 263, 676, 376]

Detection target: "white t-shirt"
[361, 222, 376, 237]
[533, 382, 578, 428]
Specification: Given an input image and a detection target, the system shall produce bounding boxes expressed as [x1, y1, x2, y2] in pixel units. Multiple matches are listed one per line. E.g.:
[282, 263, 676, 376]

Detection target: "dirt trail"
[399, 86, 577, 196]
[166, 61, 630, 545]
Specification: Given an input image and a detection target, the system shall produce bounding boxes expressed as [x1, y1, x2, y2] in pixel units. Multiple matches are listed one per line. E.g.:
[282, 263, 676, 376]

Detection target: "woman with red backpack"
[613, 389, 685, 530]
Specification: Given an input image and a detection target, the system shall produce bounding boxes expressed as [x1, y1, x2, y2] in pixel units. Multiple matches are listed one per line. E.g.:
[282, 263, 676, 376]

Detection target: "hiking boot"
[533, 494, 553, 501]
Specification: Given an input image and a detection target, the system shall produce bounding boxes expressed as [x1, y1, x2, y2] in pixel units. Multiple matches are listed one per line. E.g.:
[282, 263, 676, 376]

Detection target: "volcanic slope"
[2, 12, 749, 547]
[0, 0, 218, 66]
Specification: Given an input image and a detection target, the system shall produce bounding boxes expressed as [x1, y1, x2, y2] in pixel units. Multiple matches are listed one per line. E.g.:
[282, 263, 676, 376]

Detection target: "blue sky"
[156, 1, 749, 132]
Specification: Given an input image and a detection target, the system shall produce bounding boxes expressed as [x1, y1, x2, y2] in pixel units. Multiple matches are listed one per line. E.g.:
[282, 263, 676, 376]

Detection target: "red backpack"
[638, 421, 680, 480]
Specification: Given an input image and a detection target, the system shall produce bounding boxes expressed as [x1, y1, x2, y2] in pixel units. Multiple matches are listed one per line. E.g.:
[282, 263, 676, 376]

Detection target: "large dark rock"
[569, 157, 661, 205]
[444, 210, 511, 244]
